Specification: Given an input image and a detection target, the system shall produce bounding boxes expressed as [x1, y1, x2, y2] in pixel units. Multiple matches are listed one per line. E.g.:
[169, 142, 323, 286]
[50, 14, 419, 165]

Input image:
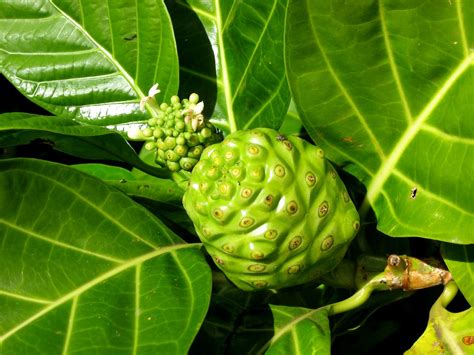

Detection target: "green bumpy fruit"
[183, 128, 360, 291]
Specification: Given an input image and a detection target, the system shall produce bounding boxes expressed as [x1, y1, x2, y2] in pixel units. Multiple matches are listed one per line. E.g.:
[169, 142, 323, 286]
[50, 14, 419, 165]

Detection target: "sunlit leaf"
[406, 284, 474, 354]
[174, 0, 291, 133]
[0, 0, 179, 125]
[286, 0, 474, 242]
[0, 158, 211, 353]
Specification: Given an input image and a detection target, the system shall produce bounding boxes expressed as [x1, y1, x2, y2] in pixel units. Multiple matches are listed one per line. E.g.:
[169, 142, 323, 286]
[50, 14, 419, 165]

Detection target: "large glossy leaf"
[174, 0, 291, 133]
[0, 0, 178, 124]
[0, 158, 211, 354]
[406, 284, 474, 354]
[0, 112, 171, 177]
[286, 0, 474, 242]
[442, 243, 474, 306]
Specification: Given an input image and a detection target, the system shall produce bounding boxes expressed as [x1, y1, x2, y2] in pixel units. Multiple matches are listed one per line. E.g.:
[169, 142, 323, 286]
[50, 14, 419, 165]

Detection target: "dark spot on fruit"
[305, 172, 316, 187]
[224, 151, 234, 160]
[222, 244, 234, 253]
[286, 201, 298, 215]
[317, 148, 325, 158]
[353, 220, 360, 231]
[274, 164, 286, 177]
[241, 187, 253, 198]
[248, 145, 260, 155]
[343, 191, 350, 203]
[251, 250, 264, 259]
[318, 201, 329, 217]
[218, 182, 231, 196]
[276, 134, 286, 141]
[239, 217, 255, 228]
[231, 167, 242, 178]
[252, 280, 268, 288]
[202, 227, 211, 236]
[214, 256, 224, 265]
[388, 255, 401, 267]
[212, 208, 224, 219]
[289, 236, 302, 250]
[264, 194, 274, 206]
[288, 265, 301, 274]
[199, 182, 208, 192]
[329, 169, 337, 179]
[282, 140, 292, 150]
[321, 236, 334, 251]
[264, 229, 278, 240]
[248, 264, 266, 272]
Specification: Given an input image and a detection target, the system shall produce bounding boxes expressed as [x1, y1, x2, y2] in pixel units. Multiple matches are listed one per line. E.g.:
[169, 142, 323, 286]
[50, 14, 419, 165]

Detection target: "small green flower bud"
[176, 136, 186, 145]
[188, 145, 203, 158]
[153, 128, 164, 138]
[200, 127, 212, 138]
[175, 121, 185, 131]
[166, 149, 180, 162]
[148, 118, 157, 126]
[164, 136, 177, 150]
[170, 95, 180, 105]
[180, 157, 198, 171]
[157, 118, 165, 126]
[144, 141, 156, 150]
[160, 103, 169, 111]
[172, 102, 182, 110]
[188, 134, 200, 147]
[174, 144, 188, 157]
[167, 161, 180, 172]
[142, 128, 153, 137]
[189, 93, 199, 104]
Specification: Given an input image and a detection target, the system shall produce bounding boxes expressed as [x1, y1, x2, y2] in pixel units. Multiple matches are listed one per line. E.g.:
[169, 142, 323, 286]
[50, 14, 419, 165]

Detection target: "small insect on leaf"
[411, 187, 417, 199]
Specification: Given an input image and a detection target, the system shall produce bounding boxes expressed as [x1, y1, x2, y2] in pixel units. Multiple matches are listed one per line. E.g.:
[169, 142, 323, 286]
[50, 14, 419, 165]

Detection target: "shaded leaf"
[261, 305, 330, 354]
[0, 112, 170, 178]
[176, 0, 291, 133]
[286, 0, 474, 242]
[0, 158, 211, 354]
[0, 0, 178, 124]
[442, 243, 474, 306]
[406, 284, 474, 354]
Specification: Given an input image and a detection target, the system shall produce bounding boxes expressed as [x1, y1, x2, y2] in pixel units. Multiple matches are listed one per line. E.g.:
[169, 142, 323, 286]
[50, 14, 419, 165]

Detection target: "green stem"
[324, 272, 386, 316]
[440, 281, 458, 308]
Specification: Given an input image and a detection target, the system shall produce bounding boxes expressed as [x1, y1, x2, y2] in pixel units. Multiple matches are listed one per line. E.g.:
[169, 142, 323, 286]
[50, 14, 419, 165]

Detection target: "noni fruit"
[183, 128, 360, 291]
[139, 93, 222, 172]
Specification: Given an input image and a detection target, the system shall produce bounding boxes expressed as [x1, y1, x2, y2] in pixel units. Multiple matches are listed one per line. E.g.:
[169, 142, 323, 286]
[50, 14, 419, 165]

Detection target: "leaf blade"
[285, 0, 474, 242]
[0, 0, 179, 124]
[0, 159, 211, 353]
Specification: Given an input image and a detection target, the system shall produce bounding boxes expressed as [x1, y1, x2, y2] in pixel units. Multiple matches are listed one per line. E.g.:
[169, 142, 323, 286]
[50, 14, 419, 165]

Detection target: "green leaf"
[286, 0, 474, 242]
[72, 163, 183, 206]
[406, 284, 474, 354]
[0, 0, 178, 124]
[0, 158, 211, 354]
[176, 0, 291, 133]
[442, 243, 474, 306]
[261, 305, 330, 354]
[0, 113, 171, 178]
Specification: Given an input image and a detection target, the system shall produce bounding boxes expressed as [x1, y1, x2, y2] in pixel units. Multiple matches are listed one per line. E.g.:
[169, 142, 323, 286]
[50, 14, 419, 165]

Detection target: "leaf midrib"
[366, 52, 474, 203]
[0, 243, 200, 343]
[47, 0, 155, 116]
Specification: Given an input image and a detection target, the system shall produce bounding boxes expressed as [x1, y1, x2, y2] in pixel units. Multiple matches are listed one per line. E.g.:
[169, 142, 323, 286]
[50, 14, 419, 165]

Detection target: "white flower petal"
[148, 83, 160, 97]
[194, 101, 204, 114]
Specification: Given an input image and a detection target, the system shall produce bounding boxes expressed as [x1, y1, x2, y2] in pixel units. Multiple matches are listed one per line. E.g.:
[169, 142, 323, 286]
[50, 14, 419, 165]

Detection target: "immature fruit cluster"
[183, 128, 360, 291]
[141, 93, 222, 172]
